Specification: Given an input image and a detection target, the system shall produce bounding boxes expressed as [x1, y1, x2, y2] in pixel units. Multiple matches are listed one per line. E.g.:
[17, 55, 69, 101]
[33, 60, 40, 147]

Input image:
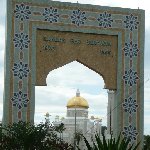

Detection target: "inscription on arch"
[36, 29, 118, 90]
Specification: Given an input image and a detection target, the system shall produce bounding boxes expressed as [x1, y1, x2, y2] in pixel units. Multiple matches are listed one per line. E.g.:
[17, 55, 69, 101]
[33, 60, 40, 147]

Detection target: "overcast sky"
[0, 0, 150, 134]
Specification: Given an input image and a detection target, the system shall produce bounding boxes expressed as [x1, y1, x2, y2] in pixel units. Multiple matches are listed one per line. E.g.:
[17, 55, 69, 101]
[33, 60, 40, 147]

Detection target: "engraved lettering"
[43, 36, 65, 43]
[87, 40, 111, 46]
[43, 45, 56, 51]
[100, 50, 111, 56]
[70, 39, 81, 44]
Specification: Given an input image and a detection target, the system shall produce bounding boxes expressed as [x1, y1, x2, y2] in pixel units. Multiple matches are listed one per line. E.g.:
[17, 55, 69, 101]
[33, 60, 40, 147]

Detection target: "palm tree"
[55, 123, 66, 140]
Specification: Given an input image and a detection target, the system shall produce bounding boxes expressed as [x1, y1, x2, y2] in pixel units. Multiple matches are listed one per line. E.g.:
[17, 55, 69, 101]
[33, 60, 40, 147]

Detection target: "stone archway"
[3, 0, 144, 149]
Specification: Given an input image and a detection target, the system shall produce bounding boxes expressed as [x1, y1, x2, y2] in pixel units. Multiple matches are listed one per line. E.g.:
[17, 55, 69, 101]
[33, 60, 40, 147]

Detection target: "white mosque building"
[46, 89, 112, 149]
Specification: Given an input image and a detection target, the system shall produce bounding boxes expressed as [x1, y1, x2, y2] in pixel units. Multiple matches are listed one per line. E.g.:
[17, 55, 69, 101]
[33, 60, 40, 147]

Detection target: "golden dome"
[67, 89, 89, 109]
[45, 112, 50, 117]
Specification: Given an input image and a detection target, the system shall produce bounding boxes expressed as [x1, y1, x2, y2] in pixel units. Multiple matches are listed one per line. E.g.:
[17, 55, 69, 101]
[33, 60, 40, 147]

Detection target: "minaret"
[45, 112, 50, 125]
[76, 89, 80, 97]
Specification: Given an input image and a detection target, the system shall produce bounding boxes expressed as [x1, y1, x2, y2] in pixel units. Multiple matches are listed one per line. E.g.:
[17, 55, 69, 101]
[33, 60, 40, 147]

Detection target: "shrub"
[82, 134, 139, 150]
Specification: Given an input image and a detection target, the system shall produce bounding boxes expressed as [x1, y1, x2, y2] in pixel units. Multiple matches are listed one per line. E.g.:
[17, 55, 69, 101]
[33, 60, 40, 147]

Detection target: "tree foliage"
[0, 121, 73, 150]
[144, 135, 150, 150]
[54, 123, 66, 140]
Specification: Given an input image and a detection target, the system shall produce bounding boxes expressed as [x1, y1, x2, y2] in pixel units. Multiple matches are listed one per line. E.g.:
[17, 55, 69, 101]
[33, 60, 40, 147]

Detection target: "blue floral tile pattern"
[13, 32, 30, 50]
[12, 62, 30, 79]
[97, 12, 113, 28]
[122, 124, 138, 143]
[11, 91, 29, 109]
[70, 9, 87, 26]
[43, 7, 59, 23]
[123, 41, 139, 59]
[123, 69, 139, 86]
[122, 97, 138, 115]
[14, 3, 31, 21]
[124, 14, 139, 31]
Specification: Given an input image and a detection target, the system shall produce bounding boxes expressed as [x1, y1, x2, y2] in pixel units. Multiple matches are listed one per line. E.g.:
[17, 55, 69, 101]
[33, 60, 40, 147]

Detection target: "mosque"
[45, 89, 112, 148]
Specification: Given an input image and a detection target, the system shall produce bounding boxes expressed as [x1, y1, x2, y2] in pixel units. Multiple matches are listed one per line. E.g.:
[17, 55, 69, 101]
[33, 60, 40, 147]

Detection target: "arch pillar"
[107, 90, 116, 135]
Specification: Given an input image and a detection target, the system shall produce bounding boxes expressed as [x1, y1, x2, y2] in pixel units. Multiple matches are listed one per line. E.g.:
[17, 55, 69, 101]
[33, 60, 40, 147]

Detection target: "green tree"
[144, 135, 150, 150]
[55, 123, 66, 140]
[0, 121, 73, 150]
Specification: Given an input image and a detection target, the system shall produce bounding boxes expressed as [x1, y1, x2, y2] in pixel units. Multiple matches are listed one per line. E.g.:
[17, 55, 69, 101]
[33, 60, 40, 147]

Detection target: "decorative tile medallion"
[124, 14, 139, 31]
[123, 68, 139, 86]
[11, 91, 29, 109]
[122, 96, 138, 115]
[13, 32, 30, 50]
[122, 124, 138, 143]
[12, 62, 30, 79]
[70, 9, 87, 26]
[123, 41, 139, 59]
[97, 12, 113, 28]
[43, 7, 59, 23]
[14, 3, 31, 21]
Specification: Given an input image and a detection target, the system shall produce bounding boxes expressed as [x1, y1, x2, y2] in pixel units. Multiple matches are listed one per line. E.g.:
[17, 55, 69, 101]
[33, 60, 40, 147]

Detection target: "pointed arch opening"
[35, 61, 108, 126]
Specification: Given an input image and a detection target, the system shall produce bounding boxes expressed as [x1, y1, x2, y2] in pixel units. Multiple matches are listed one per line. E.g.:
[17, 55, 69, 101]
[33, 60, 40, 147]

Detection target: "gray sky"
[0, 0, 150, 134]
